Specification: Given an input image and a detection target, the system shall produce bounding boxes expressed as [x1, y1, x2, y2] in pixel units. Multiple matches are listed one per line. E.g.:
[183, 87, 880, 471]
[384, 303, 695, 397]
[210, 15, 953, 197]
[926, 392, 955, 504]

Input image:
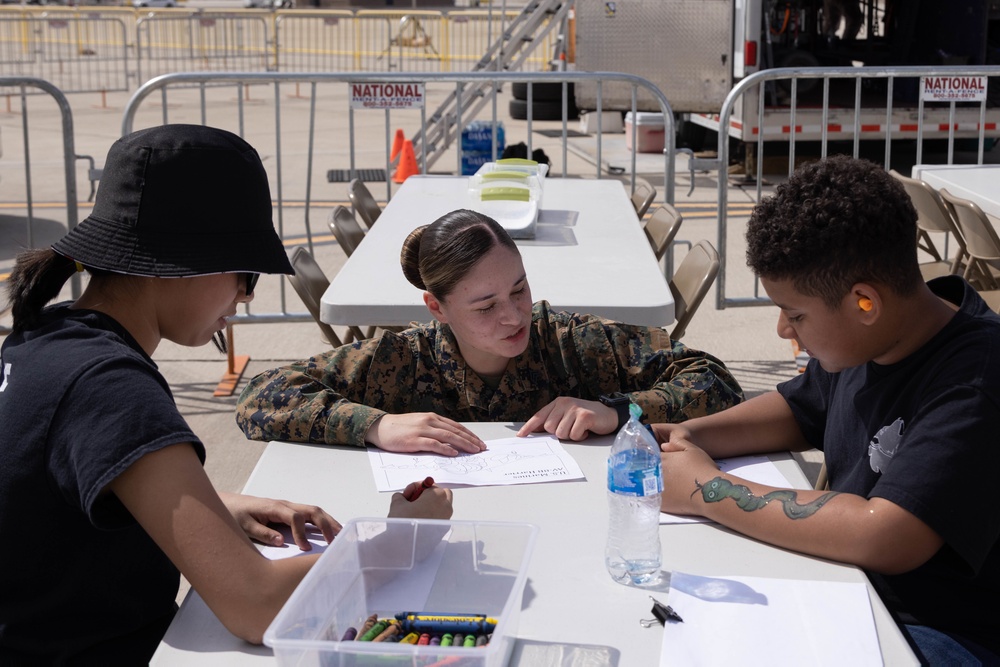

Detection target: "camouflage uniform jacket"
[236, 301, 743, 447]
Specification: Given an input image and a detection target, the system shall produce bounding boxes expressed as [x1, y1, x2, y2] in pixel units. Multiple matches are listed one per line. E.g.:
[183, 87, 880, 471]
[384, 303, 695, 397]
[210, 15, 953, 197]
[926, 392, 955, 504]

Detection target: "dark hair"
[5, 248, 79, 333]
[4, 248, 229, 352]
[400, 209, 519, 300]
[746, 155, 922, 308]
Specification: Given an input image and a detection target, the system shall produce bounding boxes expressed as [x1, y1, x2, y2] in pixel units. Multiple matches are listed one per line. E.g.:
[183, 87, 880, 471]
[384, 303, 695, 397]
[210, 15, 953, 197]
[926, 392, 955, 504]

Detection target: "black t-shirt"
[778, 276, 1000, 655]
[0, 305, 205, 664]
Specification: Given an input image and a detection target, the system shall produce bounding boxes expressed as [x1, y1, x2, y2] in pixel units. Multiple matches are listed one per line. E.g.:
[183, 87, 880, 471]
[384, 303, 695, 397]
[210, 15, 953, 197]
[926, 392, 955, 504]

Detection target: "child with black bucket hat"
[0, 124, 453, 663]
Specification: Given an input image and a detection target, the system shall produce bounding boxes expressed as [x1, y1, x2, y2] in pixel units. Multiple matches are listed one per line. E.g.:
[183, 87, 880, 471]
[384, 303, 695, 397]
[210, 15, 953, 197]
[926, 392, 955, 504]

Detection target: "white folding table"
[320, 176, 675, 328]
[911, 164, 1000, 221]
[152, 424, 918, 666]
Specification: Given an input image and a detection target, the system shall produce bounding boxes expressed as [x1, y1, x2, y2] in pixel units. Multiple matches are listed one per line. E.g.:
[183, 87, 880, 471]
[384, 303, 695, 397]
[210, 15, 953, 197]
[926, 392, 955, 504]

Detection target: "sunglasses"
[241, 272, 260, 297]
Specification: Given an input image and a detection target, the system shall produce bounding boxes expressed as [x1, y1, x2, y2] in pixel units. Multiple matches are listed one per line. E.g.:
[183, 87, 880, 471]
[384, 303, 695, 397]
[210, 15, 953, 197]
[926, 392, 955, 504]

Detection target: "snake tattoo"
[693, 477, 838, 519]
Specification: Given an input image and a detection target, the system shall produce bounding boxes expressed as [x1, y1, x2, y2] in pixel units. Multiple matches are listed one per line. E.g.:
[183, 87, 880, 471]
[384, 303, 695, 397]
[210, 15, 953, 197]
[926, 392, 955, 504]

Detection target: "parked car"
[133, 0, 176, 7]
[243, 0, 292, 8]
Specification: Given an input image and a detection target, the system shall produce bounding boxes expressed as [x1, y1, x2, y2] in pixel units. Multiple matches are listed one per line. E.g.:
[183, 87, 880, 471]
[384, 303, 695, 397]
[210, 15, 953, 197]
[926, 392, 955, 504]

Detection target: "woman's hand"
[366, 413, 486, 456]
[388, 483, 454, 520]
[218, 492, 341, 550]
[517, 397, 618, 440]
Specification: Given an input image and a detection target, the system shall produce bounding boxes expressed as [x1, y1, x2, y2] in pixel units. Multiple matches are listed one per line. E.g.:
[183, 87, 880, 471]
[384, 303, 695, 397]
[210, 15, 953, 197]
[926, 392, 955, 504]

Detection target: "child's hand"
[219, 491, 341, 550]
[388, 485, 453, 520]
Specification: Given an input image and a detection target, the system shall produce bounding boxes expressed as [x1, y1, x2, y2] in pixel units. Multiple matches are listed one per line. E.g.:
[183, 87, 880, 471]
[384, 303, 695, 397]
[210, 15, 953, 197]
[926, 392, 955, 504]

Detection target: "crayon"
[358, 613, 378, 637]
[463, 634, 476, 647]
[394, 614, 498, 636]
[475, 634, 488, 647]
[417, 633, 431, 645]
[429, 635, 442, 645]
[339, 627, 358, 641]
[359, 621, 388, 642]
[452, 633, 464, 647]
[399, 632, 420, 644]
[403, 476, 435, 501]
[395, 612, 490, 622]
[372, 622, 400, 642]
[440, 633, 454, 647]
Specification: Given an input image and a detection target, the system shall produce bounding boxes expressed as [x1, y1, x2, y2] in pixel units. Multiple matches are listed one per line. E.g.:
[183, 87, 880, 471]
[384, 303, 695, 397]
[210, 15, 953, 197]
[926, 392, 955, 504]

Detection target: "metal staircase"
[413, 0, 573, 170]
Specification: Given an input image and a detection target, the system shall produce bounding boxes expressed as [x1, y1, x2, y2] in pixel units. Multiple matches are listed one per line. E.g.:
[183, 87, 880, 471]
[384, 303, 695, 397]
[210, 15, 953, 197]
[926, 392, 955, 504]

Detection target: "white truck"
[572, 0, 1000, 150]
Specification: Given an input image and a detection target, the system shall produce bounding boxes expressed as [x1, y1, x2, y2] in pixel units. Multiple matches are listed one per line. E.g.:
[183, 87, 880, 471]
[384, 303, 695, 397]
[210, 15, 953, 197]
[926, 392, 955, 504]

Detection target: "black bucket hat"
[53, 124, 293, 277]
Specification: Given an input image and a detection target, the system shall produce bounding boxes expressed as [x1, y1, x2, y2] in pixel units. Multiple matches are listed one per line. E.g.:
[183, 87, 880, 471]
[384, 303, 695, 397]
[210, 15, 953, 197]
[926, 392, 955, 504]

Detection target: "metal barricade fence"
[0, 76, 84, 337]
[273, 11, 355, 73]
[118, 70, 675, 334]
[355, 10, 445, 73]
[136, 14, 272, 83]
[711, 65, 1000, 310]
[445, 10, 556, 73]
[0, 8, 560, 91]
[0, 14, 130, 94]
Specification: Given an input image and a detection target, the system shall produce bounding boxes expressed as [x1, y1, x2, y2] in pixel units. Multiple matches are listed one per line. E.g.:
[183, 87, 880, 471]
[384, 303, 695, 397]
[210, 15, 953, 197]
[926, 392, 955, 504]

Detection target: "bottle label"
[607, 456, 663, 496]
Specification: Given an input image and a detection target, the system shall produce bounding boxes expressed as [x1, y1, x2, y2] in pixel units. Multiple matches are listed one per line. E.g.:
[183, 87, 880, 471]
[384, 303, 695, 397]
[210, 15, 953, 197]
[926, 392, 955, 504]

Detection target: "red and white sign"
[921, 76, 988, 102]
[349, 83, 425, 110]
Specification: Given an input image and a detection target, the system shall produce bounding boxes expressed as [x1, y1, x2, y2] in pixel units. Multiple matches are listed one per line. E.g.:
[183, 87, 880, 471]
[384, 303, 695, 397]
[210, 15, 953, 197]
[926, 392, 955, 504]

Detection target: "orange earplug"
[858, 297, 873, 312]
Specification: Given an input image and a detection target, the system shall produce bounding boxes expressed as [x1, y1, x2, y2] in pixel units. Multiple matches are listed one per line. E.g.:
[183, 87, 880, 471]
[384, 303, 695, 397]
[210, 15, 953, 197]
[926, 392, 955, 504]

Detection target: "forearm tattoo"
[693, 477, 838, 519]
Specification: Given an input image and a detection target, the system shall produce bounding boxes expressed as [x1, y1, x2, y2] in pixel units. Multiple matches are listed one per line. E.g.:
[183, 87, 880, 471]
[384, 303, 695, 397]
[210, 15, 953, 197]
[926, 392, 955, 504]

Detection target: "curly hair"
[746, 155, 922, 308]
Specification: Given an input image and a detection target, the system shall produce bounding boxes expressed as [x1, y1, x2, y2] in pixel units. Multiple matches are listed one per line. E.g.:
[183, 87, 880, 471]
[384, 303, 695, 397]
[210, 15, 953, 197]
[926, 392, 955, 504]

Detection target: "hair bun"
[400, 225, 427, 289]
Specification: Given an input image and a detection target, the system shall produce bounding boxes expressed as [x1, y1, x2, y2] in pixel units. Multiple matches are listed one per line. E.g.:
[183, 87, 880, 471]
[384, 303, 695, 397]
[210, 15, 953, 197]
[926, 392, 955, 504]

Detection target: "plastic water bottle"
[605, 403, 663, 585]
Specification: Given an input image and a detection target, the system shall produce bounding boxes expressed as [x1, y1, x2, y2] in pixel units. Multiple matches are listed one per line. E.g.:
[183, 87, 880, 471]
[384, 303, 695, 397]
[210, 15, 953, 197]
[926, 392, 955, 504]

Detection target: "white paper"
[367, 435, 585, 492]
[660, 456, 794, 524]
[661, 572, 883, 666]
[256, 524, 332, 560]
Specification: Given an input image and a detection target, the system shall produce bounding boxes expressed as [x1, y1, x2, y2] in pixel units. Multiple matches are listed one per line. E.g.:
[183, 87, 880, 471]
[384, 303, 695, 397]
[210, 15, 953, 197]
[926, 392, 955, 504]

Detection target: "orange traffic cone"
[393, 139, 419, 183]
[390, 128, 405, 164]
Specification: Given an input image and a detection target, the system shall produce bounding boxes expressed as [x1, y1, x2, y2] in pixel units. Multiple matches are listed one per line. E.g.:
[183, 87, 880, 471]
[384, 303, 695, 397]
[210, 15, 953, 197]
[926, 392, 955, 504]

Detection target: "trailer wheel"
[509, 98, 578, 121]
[775, 50, 821, 96]
[512, 81, 573, 102]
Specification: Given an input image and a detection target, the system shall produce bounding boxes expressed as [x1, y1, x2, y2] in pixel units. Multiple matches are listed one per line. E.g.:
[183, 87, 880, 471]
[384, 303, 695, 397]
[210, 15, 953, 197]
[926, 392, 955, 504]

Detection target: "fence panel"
[354, 10, 445, 73]
[0, 7, 562, 90]
[712, 65, 1000, 310]
[0, 15, 129, 94]
[273, 11, 355, 72]
[136, 14, 272, 83]
[118, 70, 675, 333]
[0, 77, 84, 331]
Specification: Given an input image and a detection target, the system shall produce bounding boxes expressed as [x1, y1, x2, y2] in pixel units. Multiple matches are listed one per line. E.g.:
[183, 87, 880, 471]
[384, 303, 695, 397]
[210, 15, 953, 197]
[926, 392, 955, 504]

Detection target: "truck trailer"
[572, 0, 1000, 148]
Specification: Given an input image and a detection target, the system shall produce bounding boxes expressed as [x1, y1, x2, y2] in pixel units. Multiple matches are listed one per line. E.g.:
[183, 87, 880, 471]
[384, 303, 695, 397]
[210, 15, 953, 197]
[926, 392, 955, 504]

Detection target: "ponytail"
[5, 249, 77, 333]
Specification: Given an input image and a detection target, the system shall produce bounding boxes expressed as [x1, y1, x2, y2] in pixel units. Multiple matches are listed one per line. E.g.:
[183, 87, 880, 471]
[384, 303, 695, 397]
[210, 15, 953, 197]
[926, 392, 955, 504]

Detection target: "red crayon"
[404, 476, 435, 501]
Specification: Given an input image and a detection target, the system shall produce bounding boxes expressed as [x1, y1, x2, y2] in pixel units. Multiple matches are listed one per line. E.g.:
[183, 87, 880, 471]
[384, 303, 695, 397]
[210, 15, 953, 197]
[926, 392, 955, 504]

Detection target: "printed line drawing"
[368, 436, 585, 492]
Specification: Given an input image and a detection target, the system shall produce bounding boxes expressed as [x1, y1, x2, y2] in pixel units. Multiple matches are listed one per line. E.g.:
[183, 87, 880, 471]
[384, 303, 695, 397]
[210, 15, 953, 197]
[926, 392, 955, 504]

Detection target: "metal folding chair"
[668, 239, 720, 340]
[348, 178, 382, 229]
[643, 204, 684, 261]
[938, 188, 1000, 291]
[328, 205, 367, 257]
[889, 170, 968, 280]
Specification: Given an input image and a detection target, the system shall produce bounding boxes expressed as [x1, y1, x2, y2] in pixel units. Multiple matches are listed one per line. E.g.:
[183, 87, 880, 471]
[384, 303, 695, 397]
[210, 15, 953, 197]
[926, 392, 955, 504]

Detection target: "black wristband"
[599, 392, 632, 431]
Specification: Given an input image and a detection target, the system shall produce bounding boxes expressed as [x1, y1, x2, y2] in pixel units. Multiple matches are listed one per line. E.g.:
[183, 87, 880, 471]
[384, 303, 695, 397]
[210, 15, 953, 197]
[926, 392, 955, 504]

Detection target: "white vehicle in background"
[572, 0, 1000, 152]
[243, 0, 292, 8]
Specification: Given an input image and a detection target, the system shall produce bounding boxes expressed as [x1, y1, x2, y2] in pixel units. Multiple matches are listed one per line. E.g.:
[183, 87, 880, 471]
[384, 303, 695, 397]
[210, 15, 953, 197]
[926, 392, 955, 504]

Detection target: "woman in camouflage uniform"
[237, 209, 743, 455]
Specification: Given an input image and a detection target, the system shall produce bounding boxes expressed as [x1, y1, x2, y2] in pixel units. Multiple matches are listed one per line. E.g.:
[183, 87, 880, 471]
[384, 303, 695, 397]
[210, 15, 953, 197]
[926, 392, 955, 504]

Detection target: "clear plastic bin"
[264, 518, 539, 667]
[468, 170, 542, 239]
[475, 158, 549, 179]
